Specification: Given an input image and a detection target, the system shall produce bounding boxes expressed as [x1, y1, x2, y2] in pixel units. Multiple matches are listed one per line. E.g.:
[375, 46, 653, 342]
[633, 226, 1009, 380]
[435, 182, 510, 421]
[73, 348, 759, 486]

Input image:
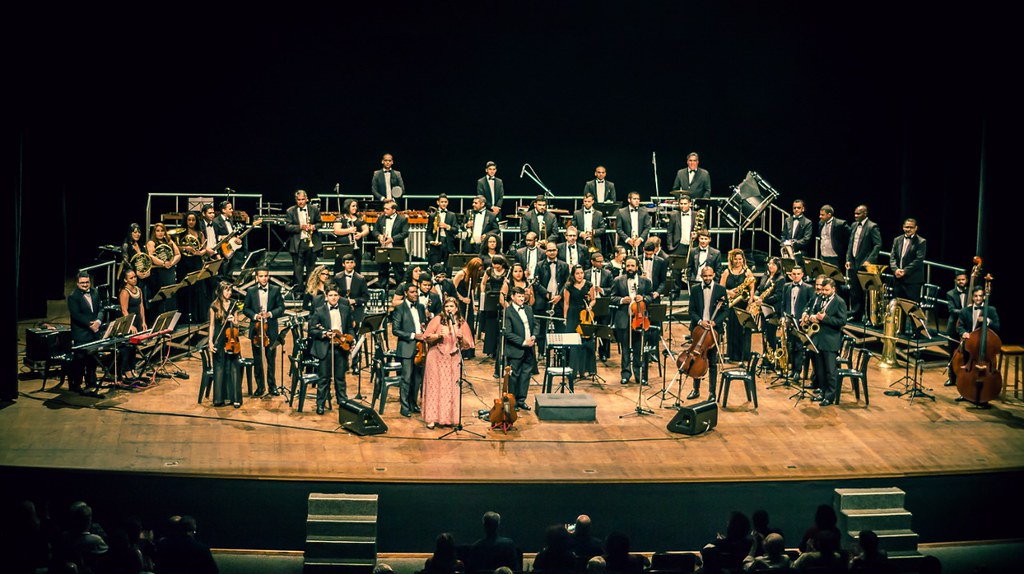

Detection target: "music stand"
[143, 311, 184, 380]
[353, 313, 387, 402]
[375, 247, 406, 265]
[788, 325, 819, 405]
[579, 324, 612, 386]
[889, 298, 935, 403]
[856, 269, 885, 326]
[148, 283, 182, 307]
[447, 253, 475, 272]
[802, 258, 825, 281]
[781, 258, 797, 274]
[806, 257, 846, 285]
[201, 259, 223, 278]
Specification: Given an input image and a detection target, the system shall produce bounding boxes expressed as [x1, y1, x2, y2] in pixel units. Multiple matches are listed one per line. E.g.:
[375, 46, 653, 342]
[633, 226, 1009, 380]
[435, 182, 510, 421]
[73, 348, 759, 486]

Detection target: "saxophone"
[748, 277, 776, 317]
[729, 274, 756, 307]
[773, 315, 790, 373]
[879, 298, 901, 367]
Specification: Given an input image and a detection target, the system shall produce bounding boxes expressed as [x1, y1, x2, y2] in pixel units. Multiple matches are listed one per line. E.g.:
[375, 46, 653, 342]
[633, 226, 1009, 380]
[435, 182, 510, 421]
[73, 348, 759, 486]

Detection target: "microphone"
[334, 183, 340, 193]
[520, 164, 527, 178]
[652, 152, 656, 165]
[225, 187, 235, 194]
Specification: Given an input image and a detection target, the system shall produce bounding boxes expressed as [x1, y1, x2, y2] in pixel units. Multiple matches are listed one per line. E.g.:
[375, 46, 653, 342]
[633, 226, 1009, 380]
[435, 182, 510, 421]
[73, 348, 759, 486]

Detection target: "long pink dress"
[422, 315, 474, 426]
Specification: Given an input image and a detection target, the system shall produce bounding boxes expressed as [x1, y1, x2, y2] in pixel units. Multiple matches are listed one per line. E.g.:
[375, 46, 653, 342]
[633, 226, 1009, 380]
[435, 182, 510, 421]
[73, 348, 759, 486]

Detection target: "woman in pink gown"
[422, 297, 475, 429]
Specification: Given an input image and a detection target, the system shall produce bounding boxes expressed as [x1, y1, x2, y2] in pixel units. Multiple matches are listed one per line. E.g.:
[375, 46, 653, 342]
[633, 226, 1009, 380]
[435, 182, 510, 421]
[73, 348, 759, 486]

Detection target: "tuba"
[879, 298, 901, 367]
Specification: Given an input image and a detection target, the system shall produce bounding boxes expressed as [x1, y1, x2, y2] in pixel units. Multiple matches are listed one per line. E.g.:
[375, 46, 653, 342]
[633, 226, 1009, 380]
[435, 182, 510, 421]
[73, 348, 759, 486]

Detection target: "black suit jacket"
[476, 176, 504, 211]
[307, 302, 353, 360]
[688, 282, 729, 332]
[243, 284, 286, 345]
[615, 206, 652, 243]
[782, 215, 814, 253]
[515, 246, 543, 278]
[847, 219, 882, 267]
[333, 272, 370, 307]
[520, 210, 560, 242]
[687, 247, 723, 282]
[889, 234, 927, 284]
[810, 295, 848, 352]
[586, 267, 615, 297]
[665, 208, 697, 252]
[571, 208, 606, 238]
[673, 167, 712, 199]
[638, 254, 668, 293]
[946, 287, 968, 331]
[818, 217, 850, 263]
[68, 288, 105, 344]
[610, 274, 654, 330]
[465, 209, 501, 246]
[370, 168, 405, 200]
[416, 290, 443, 317]
[534, 258, 570, 302]
[583, 179, 617, 203]
[557, 242, 590, 270]
[957, 305, 1001, 336]
[778, 281, 816, 318]
[391, 301, 427, 359]
[372, 213, 410, 248]
[284, 204, 323, 253]
[502, 304, 537, 360]
[427, 209, 459, 252]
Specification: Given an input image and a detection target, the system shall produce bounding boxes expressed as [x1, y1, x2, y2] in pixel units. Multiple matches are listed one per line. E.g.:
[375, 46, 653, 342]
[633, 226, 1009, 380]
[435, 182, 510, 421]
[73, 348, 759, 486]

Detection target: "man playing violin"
[392, 282, 429, 417]
[308, 284, 353, 415]
[610, 256, 654, 386]
[243, 268, 285, 398]
[686, 266, 728, 401]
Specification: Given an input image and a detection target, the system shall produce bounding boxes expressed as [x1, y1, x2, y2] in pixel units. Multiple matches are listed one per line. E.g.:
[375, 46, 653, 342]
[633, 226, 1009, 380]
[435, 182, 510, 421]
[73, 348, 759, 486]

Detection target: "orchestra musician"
[371, 200, 409, 289]
[476, 161, 504, 216]
[845, 205, 882, 323]
[421, 297, 475, 429]
[392, 265, 429, 309]
[639, 242, 668, 302]
[779, 266, 816, 378]
[417, 274, 444, 318]
[307, 284, 353, 415]
[687, 230, 722, 282]
[479, 233, 502, 269]
[943, 273, 969, 387]
[427, 194, 459, 269]
[558, 227, 590, 270]
[176, 211, 207, 324]
[285, 189, 322, 289]
[751, 257, 786, 354]
[332, 198, 370, 273]
[611, 256, 653, 386]
[121, 223, 152, 314]
[208, 280, 242, 408]
[520, 197, 561, 243]
[665, 195, 695, 255]
[304, 265, 331, 313]
[615, 192, 651, 256]
[117, 269, 147, 384]
[587, 251, 615, 362]
[68, 271, 105, 397]
[502, 286, 538, 411]
[392, 282, 429, 417]
[780, 199, 813, 265]
[452, 257, 484, 358]
[563, 264, 597, 379]
[334, 253, 369, 327]
[583, 166, 617, 204]
[432, 263, 456, 300]
[687, 266, 728, 401]
[370, 153, 406, 201]
[481, 255, 510, 360]
[514, 232, 542, 280]
[817, 205, 850, 270]
[243, 268, 285, 398]
[534, 243, 570, 357]
[464, 195, 501, 251]
[608, 246, 627, 276]
[889, 218, 927, 334]
[806, 277, 848, 406]
[672, 152, 712, 200]
[500, 262, 536, 308]
[198, 204, 219, 307]
[954, 287, 1002, 403]
[147, 222, 181, 315]
[721, 249, 755, 364]
[571, 193, 607, 255]
[213, 200, 244, 280]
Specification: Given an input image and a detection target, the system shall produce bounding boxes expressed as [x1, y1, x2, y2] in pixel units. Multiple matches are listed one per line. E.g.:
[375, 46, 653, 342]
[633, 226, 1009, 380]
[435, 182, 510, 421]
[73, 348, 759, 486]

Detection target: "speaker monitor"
[337, 399, 388, 436]
[667, 400, 718, 435]
[25, 327, 71, 362]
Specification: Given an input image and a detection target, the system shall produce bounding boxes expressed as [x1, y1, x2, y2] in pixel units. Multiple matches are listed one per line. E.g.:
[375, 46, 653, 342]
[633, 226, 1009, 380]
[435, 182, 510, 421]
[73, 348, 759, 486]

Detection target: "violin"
[953, 271, 1002, 405]
[224, 303, 242, 355]
[488, 364, 517, 431]
[414, 339, 428, 366]
[577, 296, 595, 338]
[327, 329, 355, 351]
[253, 314, 271, 348]
[676, 301, 722, 378]
[630, 298, 650, 331]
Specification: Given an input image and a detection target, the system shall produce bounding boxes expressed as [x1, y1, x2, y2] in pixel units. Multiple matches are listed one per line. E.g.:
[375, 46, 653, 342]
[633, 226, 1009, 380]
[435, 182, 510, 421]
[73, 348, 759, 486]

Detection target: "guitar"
[216, 218, 263, 259]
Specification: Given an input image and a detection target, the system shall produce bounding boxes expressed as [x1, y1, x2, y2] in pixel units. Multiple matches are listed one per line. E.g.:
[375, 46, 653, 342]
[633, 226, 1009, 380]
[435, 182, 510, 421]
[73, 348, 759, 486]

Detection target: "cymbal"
[166, 227, 185, 235]
[670, 190, 689, 197]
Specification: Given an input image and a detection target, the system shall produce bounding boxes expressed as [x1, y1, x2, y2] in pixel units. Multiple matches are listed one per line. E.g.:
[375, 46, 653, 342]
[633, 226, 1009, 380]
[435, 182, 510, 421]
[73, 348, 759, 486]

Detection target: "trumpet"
[586, 229, 600, 253]
[781, 240, 796, 260]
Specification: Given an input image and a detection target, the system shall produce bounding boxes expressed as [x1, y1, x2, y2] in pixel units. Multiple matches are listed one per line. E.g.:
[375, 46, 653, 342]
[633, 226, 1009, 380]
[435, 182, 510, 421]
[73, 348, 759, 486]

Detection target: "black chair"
[836, 349, 871, 405]
[650, 551, 698, 574]
[919, 283, 943, 334]
[718, 352, 761, 408]
[372, 351, 403, 414]
[836, 335, 856, 370]
[197, 348, 215, 403]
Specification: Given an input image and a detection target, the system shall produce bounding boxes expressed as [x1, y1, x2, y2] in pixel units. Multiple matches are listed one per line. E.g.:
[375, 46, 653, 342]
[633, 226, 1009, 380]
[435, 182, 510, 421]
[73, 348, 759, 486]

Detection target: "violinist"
[502, 286, 538, 411]
[954, 287, 1001, 402]
[610, 256, 653, 386]
[243, 268, 285, 398]
[208, 280, 242, 408]
[805, 278, 848, 407]
[587, 252, 615, 362]
[334, 254, 369, 326]
[563, 264, 597, 379]
[421, 297, 475, 429]
[481, 255, 510, 360]
[308, 284, 354, 415]
[687, 266, 728, 401]
[304, 265, 331, 313]
[392, 282, 429, 417]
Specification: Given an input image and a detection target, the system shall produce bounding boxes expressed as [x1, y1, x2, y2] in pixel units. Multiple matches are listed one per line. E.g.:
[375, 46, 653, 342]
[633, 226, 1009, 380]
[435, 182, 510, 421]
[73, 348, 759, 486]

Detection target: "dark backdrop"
[13, 2, 1017, 337]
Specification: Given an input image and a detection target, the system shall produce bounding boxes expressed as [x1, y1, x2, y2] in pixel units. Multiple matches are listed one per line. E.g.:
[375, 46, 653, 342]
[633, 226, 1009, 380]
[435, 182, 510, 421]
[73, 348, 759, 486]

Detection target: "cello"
[953, 274, 1002, 405]
[677, 301, 722, 378]
[489, 364, 517, 431]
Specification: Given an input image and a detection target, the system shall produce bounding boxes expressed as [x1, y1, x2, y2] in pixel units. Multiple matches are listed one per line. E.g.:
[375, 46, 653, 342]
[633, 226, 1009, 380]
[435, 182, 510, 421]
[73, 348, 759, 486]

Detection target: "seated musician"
[954, 287, 1001, 403]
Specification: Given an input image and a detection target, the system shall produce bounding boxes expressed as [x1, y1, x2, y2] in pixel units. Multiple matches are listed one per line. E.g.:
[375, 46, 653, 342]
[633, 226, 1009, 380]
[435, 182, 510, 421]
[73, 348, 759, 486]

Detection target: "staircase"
[304, 493, 378, 574]
[834, 487, 920, 557]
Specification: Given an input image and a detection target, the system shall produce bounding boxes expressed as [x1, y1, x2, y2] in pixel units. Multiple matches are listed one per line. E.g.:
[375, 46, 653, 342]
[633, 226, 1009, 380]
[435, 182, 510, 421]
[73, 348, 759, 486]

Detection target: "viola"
[577, 299, 595, 338]
[414, 339, 428, 366]
[224, 323, 242, 355]
[489, 364, 517, 431]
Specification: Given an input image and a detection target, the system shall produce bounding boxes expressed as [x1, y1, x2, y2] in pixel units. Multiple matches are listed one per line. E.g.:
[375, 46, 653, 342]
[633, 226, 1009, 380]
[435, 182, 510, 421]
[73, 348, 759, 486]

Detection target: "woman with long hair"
[478, 233, 501, 268]
[208, 280, 242, 407]
[392, 264, 427, 308]
[720, 248, 755, 363]
[304, 265, 332, 312]
[481, 255, 509, 359]
[563, 264, 597, 377]
[609, 245, 627, 276]
[421, 297, 475, 429]
[147, 222, 181, 315]
[117, 269, 148, 384]
[753, 256, 786, 354]
[452, 257, 484, 358]
[121, 223, 152, 317]
[500, 262, 535, 308]
[177, 211, 207, 323]
[332, 198, 369, 272]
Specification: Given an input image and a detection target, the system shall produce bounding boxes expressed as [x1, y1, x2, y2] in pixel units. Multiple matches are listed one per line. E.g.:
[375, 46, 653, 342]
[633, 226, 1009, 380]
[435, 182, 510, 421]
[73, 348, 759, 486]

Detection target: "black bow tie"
[699, 248, 707, 252]
[703, 284, 712, 290]
[596, 180, 604, 184]
[258, 287, 267, 292]
[584, 209, 592, 214]
[329, 305, 338, 310]
[384, 169, 391, 173]
[438, 210, 445, 213]
[387, 215, 395, 219]
[681, 212, 690, 217]
[974, 306, 983, 310]
[298, 208, 306, 212]
[690, 170, 696, 175]
[630, 208, 638, 213]
[345, 273, 353, 278]
[488, 176, 494, 181]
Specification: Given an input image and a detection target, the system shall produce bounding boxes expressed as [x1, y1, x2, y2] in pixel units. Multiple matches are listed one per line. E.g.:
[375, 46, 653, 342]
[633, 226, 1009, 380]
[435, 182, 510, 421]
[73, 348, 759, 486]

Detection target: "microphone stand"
[439, 313, 485, 439]
[522, 164, 555, 203]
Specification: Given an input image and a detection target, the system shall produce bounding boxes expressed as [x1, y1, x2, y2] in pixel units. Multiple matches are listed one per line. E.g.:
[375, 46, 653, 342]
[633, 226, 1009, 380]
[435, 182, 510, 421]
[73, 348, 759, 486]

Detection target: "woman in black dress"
[563, 264, 596, 377]
[720, 248, 755, 363]
[303, 265, 331, 313]
[332, 198, 369, 272]
[176, 211, 206, 324]
[481, 255, 509, 360]
[208, 280, 242, 407]
[478, 233, 501, 269]
[452, 257, 483, 359]
[117, 269, 148, 384]
[147, 223, 181, 316]
[753, 256, 786, 354]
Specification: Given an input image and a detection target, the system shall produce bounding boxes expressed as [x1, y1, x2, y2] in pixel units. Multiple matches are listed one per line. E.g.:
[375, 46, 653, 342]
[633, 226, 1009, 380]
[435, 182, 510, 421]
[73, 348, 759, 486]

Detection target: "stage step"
[840, 508, 913, 532]
[304, 493, 378, 574]
[834, 487, 918, 555]
[834, 487, 905, 510]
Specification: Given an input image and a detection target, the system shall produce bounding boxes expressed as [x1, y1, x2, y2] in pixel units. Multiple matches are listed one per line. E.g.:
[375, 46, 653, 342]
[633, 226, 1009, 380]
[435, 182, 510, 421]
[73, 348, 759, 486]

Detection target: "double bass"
[489, 365, 517, 431]
[953, 273, 1002, 405]
[676, 301, 723, 379]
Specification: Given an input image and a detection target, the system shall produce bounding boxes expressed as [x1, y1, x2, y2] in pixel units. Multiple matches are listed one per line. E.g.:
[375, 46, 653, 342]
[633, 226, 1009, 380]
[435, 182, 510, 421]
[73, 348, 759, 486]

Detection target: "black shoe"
[621, 379, 630, 385]
[400, 409, 411, 417]
[316, 406, 325, 415]
[412, 406, 422, 414]
[811, 395, 823, 402]
[819, 399, 834, 407]
[270, 388, 281, 396]
[517, 402, 531, 411]
[955, 396, 966, 402]
[707, 394, 717, 403]
[233, 402, 241, 408]
[686, 389, 700, 400]
[213, 402, 225, 407]
[252, 391, 265, 398]
[944, 380, 956, 387]
[640, 380, 650, 387]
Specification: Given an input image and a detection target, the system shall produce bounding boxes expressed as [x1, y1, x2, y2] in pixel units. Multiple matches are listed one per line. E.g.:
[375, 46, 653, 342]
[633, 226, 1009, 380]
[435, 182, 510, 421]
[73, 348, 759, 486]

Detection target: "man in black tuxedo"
[817, 204, 850, 269]
[284, 189, 322, 290]
[616, 192, 651, 256]
[611, 257, 654, 386]
[779, 267, 817, 377]
[944, 273, 969, 387]
[515, 232, 542, 280]
[583, 166, 617, 204]
[307, 285, 353, 415]
[533, 243, 570, 356]
[686, 266, 728, 400]
[889, 218, 927, 302]
[672, 152, 712, 199]
[781, 199, 814, 265]
[333, 254, 370, 327]
[212, 200, 244, 279]
[502, 287, 537, 410]
[476, 161, 504, 215]
[955, 288, 1001, 404]
[587, 252, 616, 362]
[370, 153, 406, 201]
[846, 205, 883, 322]
[558, 227, 590, 270]
[639, 242, 668, 300]
[665, 195, 696, 254]
[464, 195, 501, 252]
[392, 283, 428, 416]
[807, 278, 848, 406]
[687, 230, 722, 282]
[372, 201, 409, 289]
[571, 193, 607, 255]
[426, 194, 459, 269]
[520, 197, 560, 243]
[416, 275, 443, 318]
[67, 271, 105, 396]
[243, 268, 286, 397]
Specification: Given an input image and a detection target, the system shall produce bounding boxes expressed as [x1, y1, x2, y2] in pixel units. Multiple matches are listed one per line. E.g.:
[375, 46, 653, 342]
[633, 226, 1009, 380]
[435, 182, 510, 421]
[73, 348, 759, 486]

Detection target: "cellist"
[954, 287, 1001, 403]
[610, 256, 654, 386]
[686, 266, 728, 401]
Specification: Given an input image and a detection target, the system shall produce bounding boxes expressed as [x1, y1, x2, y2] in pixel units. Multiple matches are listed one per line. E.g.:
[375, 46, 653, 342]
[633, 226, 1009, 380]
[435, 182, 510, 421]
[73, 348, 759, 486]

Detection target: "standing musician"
[370, 153, 406, 201]
[534, 243, 570, 356]
[500, 262, 536, 308]
[944, 273, 969, 387]
[781, 199, 814, 265]
[421, 297, 476, 429]
[608, 246, 627, 276]
[213, 200, 244, 279]
[571, 193, 607, 255]
[427, 194, 459, 270]
[616, 192, 651, 256]
[588, 251, 616, 362]
[481, 256, 510, 360]
[687, 230, 723, 282]
[392, 282, 429, 417]
[464, 195, 501, 251]
[639, 241, 668, 301]
[198, 204, 220, 308]
[243, 268, 285, 398]
[687, 266, 728, 401]
[889, 218, 927, 334]
[558, 227, 590, 270]
[433, 263, 456, 300]
[672, 152, 712, 200]
[332, 198, 370, 273]
[721, 249, 755, 364]
[611, 256, 653, 386]
[751, 257, 786, 354]
[334, 253, 370, 331]
[285, 189, 323, 289]
[176, 212, 207, 324]
[502, 286, 538, 411]
[452, 258, 484, 344]
[304, 265, 332, 313]
[476, 161, 504, 216]
[780, 266, 816, 378]
[665, 195, 696, 255]
[147, 222, 181, 315]
[417, 274, 443, 318]
[817, 205, 850, 269]
[208, 280, 242, 408]
[583, 166, 617, 204]
[563, 264, 597, 379]
[806, 277, 848, 406]
[307, 284, 354, 415]
[515, 232, 542, 280]
[117, 269, 147, 384]
[121, 223, 152, 313]
[68, 271, 105, 397]
[479, 233, 502, 268]
[371, 200, 409, 289]
[519, 197, 560, 243]
[845, 204, 883, 323]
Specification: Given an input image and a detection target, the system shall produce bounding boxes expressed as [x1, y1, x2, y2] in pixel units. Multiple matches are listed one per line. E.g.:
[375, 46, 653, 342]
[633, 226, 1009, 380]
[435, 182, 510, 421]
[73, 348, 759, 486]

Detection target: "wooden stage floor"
[8, 306, 1024, 485]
